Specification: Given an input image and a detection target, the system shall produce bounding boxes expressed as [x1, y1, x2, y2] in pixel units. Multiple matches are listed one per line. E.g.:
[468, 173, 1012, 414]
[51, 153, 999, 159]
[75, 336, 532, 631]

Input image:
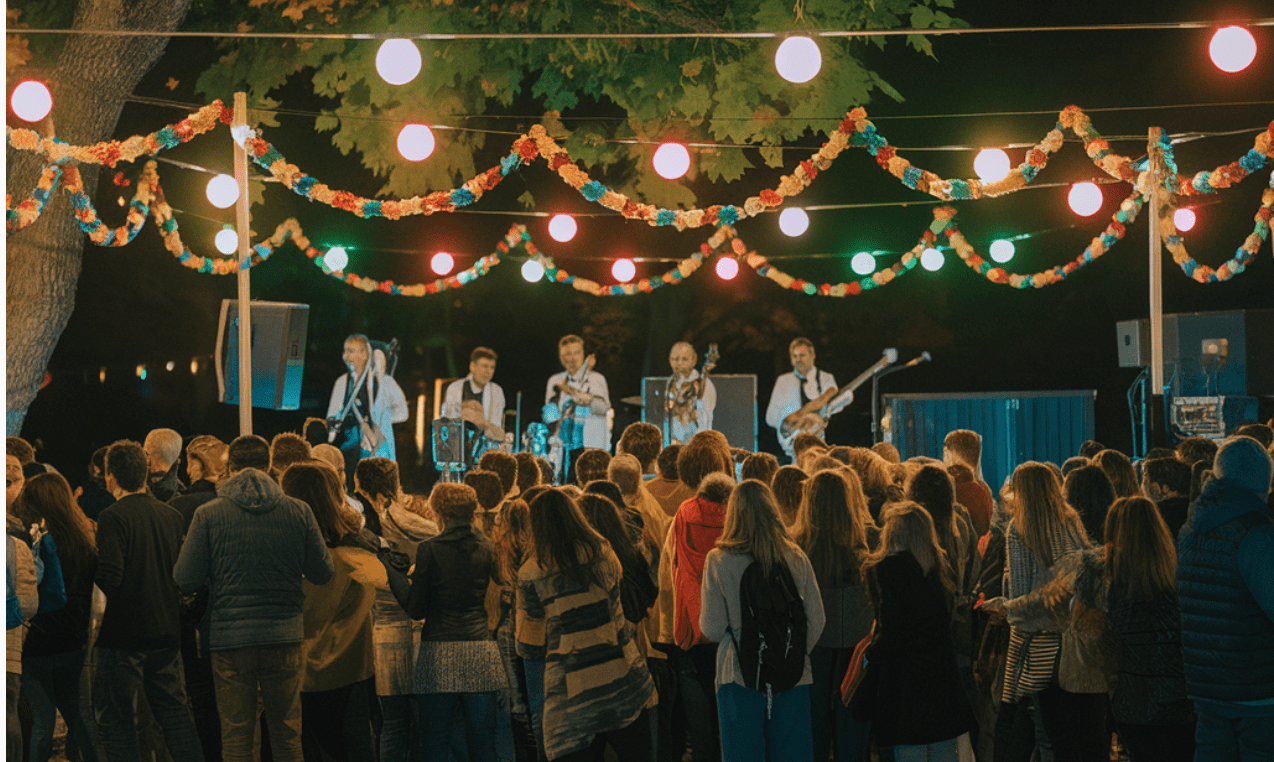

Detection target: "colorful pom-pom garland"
[510, 223, 714, 296]
[1160, 170, 1274, 283]
[5, 101, 231, 167]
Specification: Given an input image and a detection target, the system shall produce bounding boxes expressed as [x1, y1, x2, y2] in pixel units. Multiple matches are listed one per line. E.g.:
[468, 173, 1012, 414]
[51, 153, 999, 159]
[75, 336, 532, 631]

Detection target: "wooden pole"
[233, 92, 253, 435]
[1148, 127, 1165, 397]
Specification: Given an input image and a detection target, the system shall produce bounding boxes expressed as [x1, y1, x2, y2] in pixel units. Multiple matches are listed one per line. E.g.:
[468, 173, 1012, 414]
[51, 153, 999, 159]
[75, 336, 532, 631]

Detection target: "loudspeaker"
[641, 374, 757, 450]
[1116, 309, 1274, 396]
[1116, 319, 1151, 367]
[217, 300, 309, 410]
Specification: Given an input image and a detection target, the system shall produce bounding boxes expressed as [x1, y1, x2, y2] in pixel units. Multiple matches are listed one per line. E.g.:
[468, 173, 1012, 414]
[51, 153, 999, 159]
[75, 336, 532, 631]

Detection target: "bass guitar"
[667, 344, 719, 435]
[778, 348, 898, 453]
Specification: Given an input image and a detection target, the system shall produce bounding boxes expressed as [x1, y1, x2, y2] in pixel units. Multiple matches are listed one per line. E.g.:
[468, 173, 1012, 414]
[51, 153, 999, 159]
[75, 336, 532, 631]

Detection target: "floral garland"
[944, 190, 1146, 288]
[512, 222, 713, 295]
[63, 164, 154, 246]
[143, 162, 261, 275]
[5, 101, 232, 167]
[739, 229, 926, 296]
[1160, 171, 1274, 283]
[304, 237, 501, 296]
[5, 165, 63, 232]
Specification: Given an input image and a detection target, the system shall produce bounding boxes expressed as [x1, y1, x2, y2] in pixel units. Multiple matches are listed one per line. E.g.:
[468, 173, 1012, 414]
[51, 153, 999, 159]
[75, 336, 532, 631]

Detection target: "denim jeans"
[23, 648, 100, 762]
[808, 645, 871, 762]
[93, 646, 204, 762]
[888, 738, 959, 762]
[8, 672, 23, 762]
[1193, 701, 1274, 762]
[300, 680, 374, 762]
[211, 642, 303, 762]
[416, 691, 498, 762]
[717, 682, 814, 762]
[522, 660, 546, 762]
[379, 694, 419, 762]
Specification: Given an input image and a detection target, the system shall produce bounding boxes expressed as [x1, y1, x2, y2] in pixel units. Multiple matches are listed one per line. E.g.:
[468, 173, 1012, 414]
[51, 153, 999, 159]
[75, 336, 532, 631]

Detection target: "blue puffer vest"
[1176, 480, 1274, 702]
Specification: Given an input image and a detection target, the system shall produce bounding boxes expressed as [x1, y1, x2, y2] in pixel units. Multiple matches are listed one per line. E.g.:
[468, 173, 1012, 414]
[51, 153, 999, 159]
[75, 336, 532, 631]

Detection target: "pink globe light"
[397, 123, 435, 162]
[430, 252, 454, 276]
[10, 80, 52, 122]
[716, 257, 739, 281]
[1174, 208, 1197, 232]
[611, 258, 636, 283]
[1210, 26, 1257, 73]
[1068, 182, 1103, 217]
[548, 214, 577, 242]
[653, 142, 691, 180]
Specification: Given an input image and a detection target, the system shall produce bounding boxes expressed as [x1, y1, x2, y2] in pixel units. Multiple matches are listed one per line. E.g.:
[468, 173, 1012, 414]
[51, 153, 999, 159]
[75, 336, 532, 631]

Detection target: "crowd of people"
[6, 416, 1274, 762]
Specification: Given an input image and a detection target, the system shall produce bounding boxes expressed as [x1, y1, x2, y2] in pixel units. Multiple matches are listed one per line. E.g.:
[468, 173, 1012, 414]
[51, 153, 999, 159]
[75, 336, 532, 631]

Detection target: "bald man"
[666, 342, 717, 445]
[144, 428, 186, 501]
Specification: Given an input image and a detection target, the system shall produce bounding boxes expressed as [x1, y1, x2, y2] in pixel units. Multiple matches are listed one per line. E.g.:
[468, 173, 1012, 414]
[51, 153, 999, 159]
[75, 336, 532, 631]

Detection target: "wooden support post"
[233, 92, 253, 435]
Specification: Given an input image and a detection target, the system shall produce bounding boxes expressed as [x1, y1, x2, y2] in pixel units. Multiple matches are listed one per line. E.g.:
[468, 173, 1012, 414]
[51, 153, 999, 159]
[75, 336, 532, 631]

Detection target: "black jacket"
[386, 523, 496, 642]
[94, 493, 185, 650]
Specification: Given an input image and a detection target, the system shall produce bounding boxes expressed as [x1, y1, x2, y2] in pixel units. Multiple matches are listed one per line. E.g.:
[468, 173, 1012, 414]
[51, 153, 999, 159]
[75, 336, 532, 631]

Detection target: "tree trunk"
[6, 0, 191, 434]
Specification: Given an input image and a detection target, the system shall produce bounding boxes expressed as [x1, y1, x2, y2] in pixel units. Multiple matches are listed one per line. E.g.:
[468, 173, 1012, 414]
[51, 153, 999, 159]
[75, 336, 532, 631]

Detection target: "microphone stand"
[872, 352, 931, 445]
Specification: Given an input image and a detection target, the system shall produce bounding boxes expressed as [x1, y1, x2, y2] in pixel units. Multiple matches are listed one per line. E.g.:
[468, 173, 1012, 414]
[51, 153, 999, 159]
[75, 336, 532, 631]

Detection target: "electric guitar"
[542, 354, 596, 482]
[777, 348, 898, 454]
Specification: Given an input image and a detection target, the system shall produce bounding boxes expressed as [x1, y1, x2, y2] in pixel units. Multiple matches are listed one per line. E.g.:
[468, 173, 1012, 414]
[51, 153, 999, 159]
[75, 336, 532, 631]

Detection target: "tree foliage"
[189, 0, 963, 209]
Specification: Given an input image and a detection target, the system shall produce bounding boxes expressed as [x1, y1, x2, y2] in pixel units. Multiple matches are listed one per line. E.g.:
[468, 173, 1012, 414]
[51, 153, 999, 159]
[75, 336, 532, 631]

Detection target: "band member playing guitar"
[765, 337, 838, 461]
[543, 335, 611, 478]
[442, 347, 507, 445]
[327, 333, 409, 484]
[665, 342, 718, 445]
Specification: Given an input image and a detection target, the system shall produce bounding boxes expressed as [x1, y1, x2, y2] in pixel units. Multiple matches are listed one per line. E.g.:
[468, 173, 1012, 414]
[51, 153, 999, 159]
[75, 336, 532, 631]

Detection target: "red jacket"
[670, 496, 726, 648]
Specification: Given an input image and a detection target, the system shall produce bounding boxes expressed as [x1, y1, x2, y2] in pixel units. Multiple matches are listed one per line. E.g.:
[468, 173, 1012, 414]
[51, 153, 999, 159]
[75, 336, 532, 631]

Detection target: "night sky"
[15, 0, 1274, 491]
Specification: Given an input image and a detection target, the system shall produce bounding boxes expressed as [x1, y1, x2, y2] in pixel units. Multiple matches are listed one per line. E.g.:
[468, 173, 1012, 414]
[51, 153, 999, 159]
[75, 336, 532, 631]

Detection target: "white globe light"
[989, 239, 1016, 263]
[1068, 182, 1103, 217]
[612, 258, 636, 283]
[850, 252, 876, 275]
[973, 148, 1012, 183]
[1174, 208, 1197, 232]
[778, 208, 810, 237]
[376, 39, 422, 85]
[548, 214, 577, 242]
[190, 359, 200, 375]
[775, 36, 822, 84]
[205, 174, 240, 209]
[431, 252, 454, 276]
[166, 361, 175, 372]
[1210, 26, 1257, 73]
[653, 142, 691, 180]
[716, 257, 740, 281]
[10, 80, 52, 123]
[397, 124, 436, 162]
[521, 260, 545, 283]
[214, 228, 239, 255]
[324, 246, 349, 271]
[921, 247, 945, 272]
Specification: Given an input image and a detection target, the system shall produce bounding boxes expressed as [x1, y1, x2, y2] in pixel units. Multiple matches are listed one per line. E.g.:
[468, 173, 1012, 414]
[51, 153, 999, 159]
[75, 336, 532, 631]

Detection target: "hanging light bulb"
[324, 246, 349, 271]
[1068, 182, 1103, 217]
[851, 252, 876, 275]
[430, 252, 454, 276]
[136, 365, 148, 380]
[716, 257, 739, 281]
[214, 228, 239, 255]
[397, 124, 436, 162]
[1209, 26, 1257, 73]
[521, 260, 545, 283]
[99, 368, 107, 384]
[376, 39, 423, 85]
[653, 143, 691, 180]
[9, 80, 52, 122]
[921, 247, 945, 272]
[205, 174, 240, 208]
[775, 36, 822, 84]
[190, 358, 200, 375]
[611, 258, 636, 283]
[1174, 208, 1197, 232]
[778, 208, 810, 237]
[989, 239, 1016, 263]
[973, 148, 1012, 183]
[548, 214, 577, 242]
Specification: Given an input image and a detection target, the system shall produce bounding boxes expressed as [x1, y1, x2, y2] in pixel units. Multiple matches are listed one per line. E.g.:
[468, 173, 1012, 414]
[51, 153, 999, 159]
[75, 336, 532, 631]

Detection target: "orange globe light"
[431, 252, 454, 276]
[1068, 182, 1103, 217]
[10, 80, 52, 122]
[716, 257, 739, 281]
[548, 214, 577, 242]
[1210, 26, 1257, 73]
[1174, 208, 1197, 232]
[612, 258, 636, 283]
[653, 143, 691, 180]
[397, 124, 435, 162]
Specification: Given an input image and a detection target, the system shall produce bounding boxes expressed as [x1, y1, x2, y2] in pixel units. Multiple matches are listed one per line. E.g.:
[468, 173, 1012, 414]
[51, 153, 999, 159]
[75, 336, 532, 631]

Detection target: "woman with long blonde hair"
[699, 480, 825, 762]
[856, 501, 971, 760]
[793, 470, 874, 762]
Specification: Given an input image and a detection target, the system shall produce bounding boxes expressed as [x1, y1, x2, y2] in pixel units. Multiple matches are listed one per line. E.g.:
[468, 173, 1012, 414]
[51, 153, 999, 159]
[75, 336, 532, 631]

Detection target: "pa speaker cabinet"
[217, 300, 309, 410]
[641, 374, 757, 451]
[1115, 319, 1151, 367]
[1120, 309, 1274, 396]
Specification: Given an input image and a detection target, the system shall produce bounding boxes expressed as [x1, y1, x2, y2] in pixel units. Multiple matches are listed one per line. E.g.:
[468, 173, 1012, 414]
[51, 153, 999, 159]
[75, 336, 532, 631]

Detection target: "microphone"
[902, 351, 932, 368]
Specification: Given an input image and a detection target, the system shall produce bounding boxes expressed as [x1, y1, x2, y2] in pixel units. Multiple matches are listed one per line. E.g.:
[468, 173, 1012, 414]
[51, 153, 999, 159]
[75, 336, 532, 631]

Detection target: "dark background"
[15, 0, 1274, 492]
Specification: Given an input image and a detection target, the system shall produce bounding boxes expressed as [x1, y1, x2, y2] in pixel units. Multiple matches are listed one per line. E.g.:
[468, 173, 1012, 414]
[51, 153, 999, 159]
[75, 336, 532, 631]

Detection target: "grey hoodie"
[174, 468, 334, 650]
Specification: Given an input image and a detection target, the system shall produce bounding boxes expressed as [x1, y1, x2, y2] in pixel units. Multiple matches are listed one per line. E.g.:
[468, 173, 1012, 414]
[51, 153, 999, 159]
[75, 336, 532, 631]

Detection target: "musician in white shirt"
[765, 337, 837, 460]
[442, 347, 507, 442]
[544, 334, 611, 451]
[666, 342, 717, 445]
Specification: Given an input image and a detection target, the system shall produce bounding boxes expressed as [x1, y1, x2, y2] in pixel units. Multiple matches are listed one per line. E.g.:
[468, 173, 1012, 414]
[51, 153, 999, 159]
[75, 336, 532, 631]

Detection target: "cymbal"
[619, 396, 644, 407]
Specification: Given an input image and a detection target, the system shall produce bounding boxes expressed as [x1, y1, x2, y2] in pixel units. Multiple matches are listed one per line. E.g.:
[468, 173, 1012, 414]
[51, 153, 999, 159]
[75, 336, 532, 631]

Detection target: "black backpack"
[736, 558, 807, 704]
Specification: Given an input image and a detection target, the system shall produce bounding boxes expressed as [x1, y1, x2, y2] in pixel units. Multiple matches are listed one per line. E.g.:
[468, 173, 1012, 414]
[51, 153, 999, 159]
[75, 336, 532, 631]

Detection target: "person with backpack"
[699, 479, 825, 762]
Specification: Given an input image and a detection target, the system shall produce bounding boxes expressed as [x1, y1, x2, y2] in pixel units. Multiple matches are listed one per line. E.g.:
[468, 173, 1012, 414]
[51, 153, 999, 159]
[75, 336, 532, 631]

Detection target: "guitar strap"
[797, 368, 823, 407]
